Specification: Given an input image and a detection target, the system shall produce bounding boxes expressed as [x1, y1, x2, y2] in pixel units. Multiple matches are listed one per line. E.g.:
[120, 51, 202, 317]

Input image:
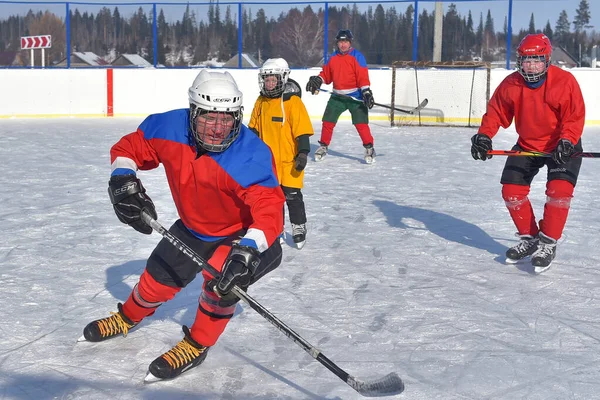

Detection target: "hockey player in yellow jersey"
[249, 58, 314, 249]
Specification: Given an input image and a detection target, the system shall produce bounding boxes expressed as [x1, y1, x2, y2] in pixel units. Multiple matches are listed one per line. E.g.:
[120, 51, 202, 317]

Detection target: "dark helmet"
[335, 29, 353, 42]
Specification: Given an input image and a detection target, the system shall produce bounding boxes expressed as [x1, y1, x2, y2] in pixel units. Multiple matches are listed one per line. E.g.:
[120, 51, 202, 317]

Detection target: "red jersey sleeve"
[478, 76, 516, 138]
[557, 74, 585, 145]
[319, 60, 333, 85]
[110, 128, 160, 173]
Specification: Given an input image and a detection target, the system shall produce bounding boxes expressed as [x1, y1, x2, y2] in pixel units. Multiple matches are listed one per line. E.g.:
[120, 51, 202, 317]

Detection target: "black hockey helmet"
[335, 29, 353, 42]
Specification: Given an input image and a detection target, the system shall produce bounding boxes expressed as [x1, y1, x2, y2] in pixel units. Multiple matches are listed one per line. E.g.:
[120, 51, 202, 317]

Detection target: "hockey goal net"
[390, 61, 491, 127]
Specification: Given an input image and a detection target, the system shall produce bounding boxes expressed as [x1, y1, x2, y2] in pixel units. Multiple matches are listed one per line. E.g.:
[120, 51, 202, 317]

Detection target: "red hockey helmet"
[516, 33, 552, 83]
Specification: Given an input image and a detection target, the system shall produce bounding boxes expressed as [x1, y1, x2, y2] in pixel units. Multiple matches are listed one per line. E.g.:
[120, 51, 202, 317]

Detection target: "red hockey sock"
[501, 183, 538, 236]
[541, 180, 574, 240]
[189, 286, 235, 347]
[319, 121, 335, 146]
[122, 270, 180, 323]
[355, 123, 374, 146]
[190, 244, 235, 346]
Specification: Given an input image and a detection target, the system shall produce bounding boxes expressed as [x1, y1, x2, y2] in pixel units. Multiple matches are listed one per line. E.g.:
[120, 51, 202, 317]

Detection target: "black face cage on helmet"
[516, 54, 550, 83]
[189, 104, 243, 153]
[259, 73, 288, 98]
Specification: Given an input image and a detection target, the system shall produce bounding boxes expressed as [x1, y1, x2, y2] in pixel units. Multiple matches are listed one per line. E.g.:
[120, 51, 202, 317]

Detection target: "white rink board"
[0, 67, 598, 125]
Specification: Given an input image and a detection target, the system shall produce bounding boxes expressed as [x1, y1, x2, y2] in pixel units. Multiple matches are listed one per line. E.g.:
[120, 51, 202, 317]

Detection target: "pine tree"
[543, 21, 553, 40]
[573, 0, 591, 32]
[554, 10, 571, 48]
[528, 13, 535, 34]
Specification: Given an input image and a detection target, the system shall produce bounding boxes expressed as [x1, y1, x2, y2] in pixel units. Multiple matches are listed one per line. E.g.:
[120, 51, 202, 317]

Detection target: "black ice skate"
[364, 144, 376, 164]
[531, 232, 557, 272]
[292, 223, 307, 249]
[145, 325, 210, 382]
[314, 143, 328, 161]
[505, 233, 538, 264]
[81, 303, 136, 342]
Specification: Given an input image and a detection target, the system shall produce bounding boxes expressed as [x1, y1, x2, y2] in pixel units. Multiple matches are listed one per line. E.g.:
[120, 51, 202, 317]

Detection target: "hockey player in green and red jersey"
[470, 33, 585, 272]
[306, 29, 376, 164]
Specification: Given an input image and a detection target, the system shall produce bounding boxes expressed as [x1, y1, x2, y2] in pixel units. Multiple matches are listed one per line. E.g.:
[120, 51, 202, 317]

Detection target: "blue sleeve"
[138, 109, 192, 146]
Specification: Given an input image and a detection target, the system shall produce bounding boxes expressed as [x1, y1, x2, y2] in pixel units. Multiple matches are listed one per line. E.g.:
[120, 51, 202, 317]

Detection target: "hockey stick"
[318, 88, 428, 114]
[488, 150, 600, 158]
[140, 211, 404, 397]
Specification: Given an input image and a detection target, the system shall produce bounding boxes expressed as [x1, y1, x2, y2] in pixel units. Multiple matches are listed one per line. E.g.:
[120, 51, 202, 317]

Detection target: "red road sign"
[21, 35, 52, 50]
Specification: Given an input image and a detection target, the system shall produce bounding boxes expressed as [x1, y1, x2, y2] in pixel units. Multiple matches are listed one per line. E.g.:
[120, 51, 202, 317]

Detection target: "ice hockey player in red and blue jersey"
[82, 70, 285, 381]
[306, 29, 376, 164]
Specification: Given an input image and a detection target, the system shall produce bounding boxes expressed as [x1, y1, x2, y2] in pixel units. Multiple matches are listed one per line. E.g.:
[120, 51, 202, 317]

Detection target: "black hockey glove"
[362, 88, 375, 109]
[551, 138, 575, 165]
[216, 244, 261, 297]
[294, 152, 308, 171]
[470, 133, 493, 161]
[306, 76, 323, 95]
[108, 174, 157, 235]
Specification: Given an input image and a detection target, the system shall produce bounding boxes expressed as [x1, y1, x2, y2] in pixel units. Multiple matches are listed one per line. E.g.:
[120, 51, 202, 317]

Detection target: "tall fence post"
[238, 3, 243, 68]
[412, 0, 419, 61]
[153, 3, 158, 67]
[506, 0, 513, 70]
[324, 2, 328, 64]
[66, 2, 70, 68]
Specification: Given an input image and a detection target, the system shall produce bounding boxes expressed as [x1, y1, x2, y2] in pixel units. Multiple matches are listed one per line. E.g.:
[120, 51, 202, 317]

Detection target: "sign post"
[20, 35, 52, 67]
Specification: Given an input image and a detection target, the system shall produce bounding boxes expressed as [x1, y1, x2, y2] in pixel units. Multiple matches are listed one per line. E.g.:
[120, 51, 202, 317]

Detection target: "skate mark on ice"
[352, 283, 369, 300]
[223, 366, 245, 395]
[291, 273, 305, 289]
[369, 314, 387, 332]
[372, 247, 382, 260]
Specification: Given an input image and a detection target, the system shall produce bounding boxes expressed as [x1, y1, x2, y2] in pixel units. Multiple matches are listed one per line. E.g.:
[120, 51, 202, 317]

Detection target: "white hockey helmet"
[259, 58, 290, 98]
[188, 70, 243, 152]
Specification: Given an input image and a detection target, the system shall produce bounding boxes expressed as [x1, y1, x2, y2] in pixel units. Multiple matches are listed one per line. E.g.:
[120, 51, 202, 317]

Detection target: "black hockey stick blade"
[407, 98, 428, 114]
[394, 98, 428, 114]
[348, 372, 405, 397]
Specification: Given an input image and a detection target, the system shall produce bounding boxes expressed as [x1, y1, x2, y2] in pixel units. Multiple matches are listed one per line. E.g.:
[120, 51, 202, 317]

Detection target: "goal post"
[390, 61, 491, 127]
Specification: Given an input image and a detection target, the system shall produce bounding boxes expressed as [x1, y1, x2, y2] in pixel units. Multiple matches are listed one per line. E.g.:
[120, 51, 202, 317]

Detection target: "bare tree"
[270, 6, 324, 67]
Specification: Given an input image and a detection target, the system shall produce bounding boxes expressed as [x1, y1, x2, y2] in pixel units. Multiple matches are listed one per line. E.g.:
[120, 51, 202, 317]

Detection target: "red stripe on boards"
[106, 68, 114, 117]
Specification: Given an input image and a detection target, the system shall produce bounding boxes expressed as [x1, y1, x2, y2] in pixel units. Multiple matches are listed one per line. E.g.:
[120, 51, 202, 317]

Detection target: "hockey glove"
[108, 174, 157, 235]
[470, 133, 493, 161]
[294, 152, 308, 171]
[551, 138, 575, 165]
[306, 76, 323, 95]
[362, 88, 375, 109]
[216, 244, 261, 297]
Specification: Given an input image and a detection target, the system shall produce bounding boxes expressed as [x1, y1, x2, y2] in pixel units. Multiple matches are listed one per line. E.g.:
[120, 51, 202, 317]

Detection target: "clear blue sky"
[0, 0, 597, 33]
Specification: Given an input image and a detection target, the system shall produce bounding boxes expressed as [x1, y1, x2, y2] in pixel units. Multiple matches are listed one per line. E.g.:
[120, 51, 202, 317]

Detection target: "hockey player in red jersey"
[82, 70, 285, 381]
[306, 29, 376, 164]
[470, 33, 585, 271]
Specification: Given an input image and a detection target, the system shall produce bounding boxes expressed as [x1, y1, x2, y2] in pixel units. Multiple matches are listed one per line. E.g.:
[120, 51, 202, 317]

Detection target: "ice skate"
[314, 144, 328, 161]
[291, 223, 306, 249]
[505, 233, 538, 264]
[364, 144, 376, 164]
[531, 232, 557, 273]
[145, 325, 210, 382]
[80, 303, 136, 342]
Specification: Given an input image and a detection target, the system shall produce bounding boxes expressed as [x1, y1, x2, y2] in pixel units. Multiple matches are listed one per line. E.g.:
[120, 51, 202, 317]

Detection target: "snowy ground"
[1, 118, 600, 400]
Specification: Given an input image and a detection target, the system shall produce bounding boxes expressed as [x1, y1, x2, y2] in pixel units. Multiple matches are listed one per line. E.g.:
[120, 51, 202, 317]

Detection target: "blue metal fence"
[0, 0, 531, 69]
